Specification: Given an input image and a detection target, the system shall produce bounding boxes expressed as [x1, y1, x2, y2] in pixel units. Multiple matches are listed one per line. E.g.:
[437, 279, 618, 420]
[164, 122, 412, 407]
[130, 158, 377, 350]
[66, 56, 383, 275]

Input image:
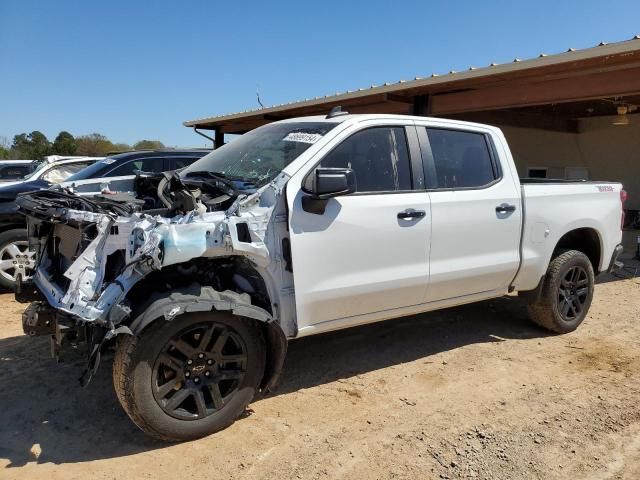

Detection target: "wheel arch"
[553, 227, 602, 273]
[126, 284, 287, 394]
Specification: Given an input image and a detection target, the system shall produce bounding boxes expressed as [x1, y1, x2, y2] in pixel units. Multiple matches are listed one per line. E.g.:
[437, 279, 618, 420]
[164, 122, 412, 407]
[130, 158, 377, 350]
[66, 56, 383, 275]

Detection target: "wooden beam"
[263, 113, 284, 120]
[221, 119, 269, 134]
[430, 66, 640, 115]
[385, 93, 414, 104]
[412, 94, 431, 116]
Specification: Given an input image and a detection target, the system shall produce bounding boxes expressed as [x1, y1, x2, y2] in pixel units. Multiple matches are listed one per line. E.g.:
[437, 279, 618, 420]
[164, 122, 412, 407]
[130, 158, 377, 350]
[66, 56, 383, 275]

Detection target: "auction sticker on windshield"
[283, 132, 323, 144]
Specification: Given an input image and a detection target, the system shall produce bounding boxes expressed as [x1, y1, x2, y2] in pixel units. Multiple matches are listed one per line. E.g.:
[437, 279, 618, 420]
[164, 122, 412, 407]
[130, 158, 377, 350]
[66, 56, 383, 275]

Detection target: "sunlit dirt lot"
[1, 259, 639, 479]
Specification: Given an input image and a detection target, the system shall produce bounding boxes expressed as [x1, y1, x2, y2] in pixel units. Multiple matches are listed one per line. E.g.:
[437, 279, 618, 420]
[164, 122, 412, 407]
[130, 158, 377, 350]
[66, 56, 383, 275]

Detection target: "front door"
[288, 125, 431, 331]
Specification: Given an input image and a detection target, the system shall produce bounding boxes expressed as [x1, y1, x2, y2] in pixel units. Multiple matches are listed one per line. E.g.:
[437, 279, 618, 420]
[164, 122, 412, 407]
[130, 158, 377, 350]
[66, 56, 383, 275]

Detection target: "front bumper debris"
[22, 301, 56, 337]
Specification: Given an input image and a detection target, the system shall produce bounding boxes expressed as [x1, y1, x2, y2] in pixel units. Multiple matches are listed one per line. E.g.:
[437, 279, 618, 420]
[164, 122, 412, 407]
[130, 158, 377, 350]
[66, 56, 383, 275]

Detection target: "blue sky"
[1, 0, 639, 147]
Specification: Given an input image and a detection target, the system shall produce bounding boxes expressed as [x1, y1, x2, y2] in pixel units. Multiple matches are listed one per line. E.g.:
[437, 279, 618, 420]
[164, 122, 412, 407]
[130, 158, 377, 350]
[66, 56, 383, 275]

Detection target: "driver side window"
[319, 127, 412, 192]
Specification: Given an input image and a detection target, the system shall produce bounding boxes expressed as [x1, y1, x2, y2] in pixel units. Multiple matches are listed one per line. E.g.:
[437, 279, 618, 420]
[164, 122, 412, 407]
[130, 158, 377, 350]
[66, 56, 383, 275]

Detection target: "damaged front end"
[16, 171, 290, 384]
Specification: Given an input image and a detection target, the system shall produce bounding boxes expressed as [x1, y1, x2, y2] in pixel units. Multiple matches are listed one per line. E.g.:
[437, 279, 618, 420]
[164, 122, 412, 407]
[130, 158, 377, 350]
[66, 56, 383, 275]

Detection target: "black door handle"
[495, 203, 516, 213]
[398, 210, 426, 219]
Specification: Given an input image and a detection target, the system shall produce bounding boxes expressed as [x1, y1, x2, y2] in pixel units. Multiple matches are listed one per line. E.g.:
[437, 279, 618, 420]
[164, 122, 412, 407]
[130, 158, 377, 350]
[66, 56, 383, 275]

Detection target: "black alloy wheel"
[113, 310, 266, 441]
[526, 249, 595, 334]
[152, 322, 248, 420]
[557, 265, 589, 322]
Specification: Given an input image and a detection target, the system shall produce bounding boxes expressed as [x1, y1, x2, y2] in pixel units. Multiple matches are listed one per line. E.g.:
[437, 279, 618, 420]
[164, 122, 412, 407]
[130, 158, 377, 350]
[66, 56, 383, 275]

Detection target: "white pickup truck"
[16, 112, 624, 441]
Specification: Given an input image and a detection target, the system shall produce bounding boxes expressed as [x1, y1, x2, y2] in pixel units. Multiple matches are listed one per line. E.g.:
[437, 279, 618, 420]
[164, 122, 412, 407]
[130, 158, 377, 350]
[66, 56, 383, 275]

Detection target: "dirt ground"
[0, 259, 639, 480]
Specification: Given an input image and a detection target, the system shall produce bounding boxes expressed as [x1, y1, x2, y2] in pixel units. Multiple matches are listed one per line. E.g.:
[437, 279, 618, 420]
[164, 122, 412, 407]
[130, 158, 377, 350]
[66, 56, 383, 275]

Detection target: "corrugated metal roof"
[184, 35, 640, 128]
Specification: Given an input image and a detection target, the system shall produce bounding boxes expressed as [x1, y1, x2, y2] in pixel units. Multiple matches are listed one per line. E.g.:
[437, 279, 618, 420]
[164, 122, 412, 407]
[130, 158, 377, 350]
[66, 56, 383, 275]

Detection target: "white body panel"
[288, 190, 430, 329]
[513, 182, 623, 290]
[425, 185, 522, 302]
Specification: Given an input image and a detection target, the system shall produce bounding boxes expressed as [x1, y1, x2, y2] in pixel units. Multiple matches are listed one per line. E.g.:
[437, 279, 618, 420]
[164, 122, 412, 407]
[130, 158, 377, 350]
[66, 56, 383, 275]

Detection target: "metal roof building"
[184, 36, 640, 222]
[185, 36, 640, 135]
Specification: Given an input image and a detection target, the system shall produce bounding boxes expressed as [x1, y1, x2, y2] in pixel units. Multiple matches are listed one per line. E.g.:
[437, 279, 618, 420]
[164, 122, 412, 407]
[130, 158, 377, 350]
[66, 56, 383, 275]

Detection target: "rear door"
[288, 122, 431, 330]
[415, 124, 522, 302]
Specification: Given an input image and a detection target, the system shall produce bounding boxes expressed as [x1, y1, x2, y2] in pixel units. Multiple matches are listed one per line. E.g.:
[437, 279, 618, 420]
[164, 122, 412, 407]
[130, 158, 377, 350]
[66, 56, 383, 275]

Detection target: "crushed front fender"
[21, 172, 291, 329]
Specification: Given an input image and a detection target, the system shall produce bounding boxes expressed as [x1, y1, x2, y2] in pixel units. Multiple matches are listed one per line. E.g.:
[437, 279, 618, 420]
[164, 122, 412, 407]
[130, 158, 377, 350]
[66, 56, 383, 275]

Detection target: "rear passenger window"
[425, 128, 497, 188]
[319, 127, 412, 192]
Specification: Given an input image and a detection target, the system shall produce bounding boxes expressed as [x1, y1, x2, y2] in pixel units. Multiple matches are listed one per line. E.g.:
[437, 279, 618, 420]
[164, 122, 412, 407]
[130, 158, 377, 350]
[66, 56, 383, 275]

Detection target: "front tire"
[527, 250, 595, 333]
[113, 311, 265, 442]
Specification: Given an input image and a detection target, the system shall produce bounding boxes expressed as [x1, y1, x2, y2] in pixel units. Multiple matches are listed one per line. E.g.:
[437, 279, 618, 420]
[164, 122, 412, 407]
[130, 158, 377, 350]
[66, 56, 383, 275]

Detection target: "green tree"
[10, 131, 51, 159]
[110, 143, 132, 153]
[27, 131, 50, 158]
[52, 131, 77, 155]
[0, 136, 10, 159]
[11, 133, 30, 158]
[75, 133, 115, 156]
[133, 140, 164, 150]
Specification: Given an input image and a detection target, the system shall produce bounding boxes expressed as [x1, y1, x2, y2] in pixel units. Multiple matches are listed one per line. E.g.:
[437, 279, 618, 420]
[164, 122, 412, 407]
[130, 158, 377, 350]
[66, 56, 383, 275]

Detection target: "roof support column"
[214, 129, 225, 149]
[412, 94, 431, 116]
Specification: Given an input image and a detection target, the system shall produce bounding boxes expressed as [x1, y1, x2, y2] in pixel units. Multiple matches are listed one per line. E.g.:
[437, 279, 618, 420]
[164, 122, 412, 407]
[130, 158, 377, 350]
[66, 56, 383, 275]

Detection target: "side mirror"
[301, 168, 356, 214]
[304, 168, 356, 199]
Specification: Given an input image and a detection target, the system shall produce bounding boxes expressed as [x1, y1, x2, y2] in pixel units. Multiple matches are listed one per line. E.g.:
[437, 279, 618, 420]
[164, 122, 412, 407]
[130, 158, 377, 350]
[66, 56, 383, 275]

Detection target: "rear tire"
[113, 311, 265, 442]
[527, 249, 595, 333]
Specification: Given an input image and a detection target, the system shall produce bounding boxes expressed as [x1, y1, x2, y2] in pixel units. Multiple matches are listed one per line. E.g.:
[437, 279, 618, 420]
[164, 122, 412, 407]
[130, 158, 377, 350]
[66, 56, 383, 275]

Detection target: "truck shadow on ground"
[0, 296, 547, 467]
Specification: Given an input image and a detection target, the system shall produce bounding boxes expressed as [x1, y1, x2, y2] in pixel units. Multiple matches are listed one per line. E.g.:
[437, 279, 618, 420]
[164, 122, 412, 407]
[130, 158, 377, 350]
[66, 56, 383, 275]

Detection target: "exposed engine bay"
[16, 171, 293, 383]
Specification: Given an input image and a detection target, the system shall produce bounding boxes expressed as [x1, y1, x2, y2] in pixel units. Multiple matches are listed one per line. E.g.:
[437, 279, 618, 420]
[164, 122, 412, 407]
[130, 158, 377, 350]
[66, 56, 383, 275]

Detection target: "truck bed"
[512, 181, 623, 291]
